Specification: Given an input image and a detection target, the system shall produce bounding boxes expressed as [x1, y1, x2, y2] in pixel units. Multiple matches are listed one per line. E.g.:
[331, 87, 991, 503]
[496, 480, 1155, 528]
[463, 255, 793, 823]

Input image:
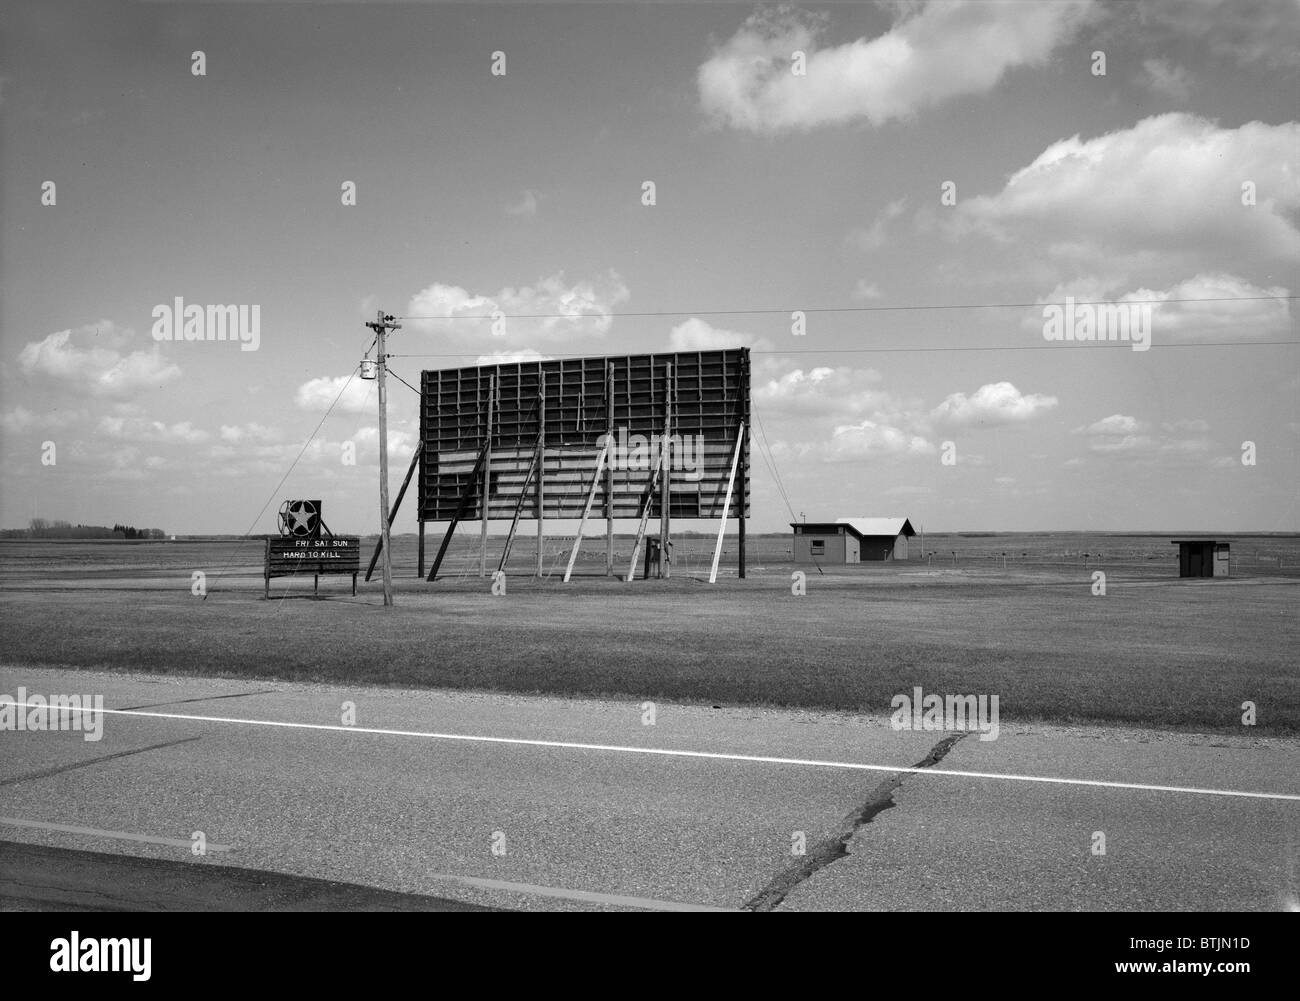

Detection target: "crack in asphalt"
[742, 733, 969, 912]
[0, 736, 201, 787]
[116, 689, 276, 711]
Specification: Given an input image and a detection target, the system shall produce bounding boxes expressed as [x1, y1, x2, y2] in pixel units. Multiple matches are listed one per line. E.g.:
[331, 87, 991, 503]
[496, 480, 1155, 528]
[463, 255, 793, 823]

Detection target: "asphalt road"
[1, 666, 1297, 911]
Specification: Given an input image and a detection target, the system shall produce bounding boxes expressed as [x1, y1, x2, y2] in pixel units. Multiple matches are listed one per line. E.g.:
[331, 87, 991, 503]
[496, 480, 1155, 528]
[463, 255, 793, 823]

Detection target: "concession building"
[791, 517, 916, 564]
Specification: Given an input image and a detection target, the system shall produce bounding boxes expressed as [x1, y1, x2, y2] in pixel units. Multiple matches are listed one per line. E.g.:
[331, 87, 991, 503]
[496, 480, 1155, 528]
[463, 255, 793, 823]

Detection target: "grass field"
[1, 533, 1297, 733]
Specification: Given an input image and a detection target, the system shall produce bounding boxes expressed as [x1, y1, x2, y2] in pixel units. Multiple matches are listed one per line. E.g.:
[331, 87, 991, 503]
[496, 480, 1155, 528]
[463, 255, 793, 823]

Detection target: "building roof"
[836, 517, 916, 538]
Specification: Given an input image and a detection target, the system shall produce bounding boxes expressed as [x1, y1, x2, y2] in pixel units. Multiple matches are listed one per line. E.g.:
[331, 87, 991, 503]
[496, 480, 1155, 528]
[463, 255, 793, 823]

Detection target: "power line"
[397, 294, 1295, 322]
[754, 408, 795, 514]
[386, 339, 1298, 361]
[386, 366, 421, 396]
[752, 407, 798, 525]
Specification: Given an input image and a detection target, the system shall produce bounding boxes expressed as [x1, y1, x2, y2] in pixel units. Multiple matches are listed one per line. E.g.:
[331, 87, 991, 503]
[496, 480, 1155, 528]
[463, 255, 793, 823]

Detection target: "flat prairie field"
[0, 533, 1297, 733]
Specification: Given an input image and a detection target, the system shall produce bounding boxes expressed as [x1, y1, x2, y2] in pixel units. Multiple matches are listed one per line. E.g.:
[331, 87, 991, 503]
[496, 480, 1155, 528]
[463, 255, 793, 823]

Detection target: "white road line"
[426, 873, 732, 912]
[10, 702, 1300, 804]
[0, 816, 232, 852]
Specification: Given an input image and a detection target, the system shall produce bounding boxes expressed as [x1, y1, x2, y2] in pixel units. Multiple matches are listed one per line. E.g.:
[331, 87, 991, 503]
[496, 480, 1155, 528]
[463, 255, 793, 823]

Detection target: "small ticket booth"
[1172, 540, 1230, 578]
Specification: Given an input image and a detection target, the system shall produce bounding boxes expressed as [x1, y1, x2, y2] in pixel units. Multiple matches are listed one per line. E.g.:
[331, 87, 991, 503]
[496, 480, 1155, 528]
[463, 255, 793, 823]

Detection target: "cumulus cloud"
[97, 415, 209, 444]
[352, 425, 416, 459]
[1030, 273, 1291, 341]
[827, 419, 936, 459]
[16, 322, 181, 398]
[756, 366, 887, 418]
[1075, 414, 1142, 436]
[1072, 411, 1213, 456]
[668, 317, 773, 352]
[1136, 274, 1292, 340]
[294, 375, 375, 414]
[474, 349, 553, 365]
[406, 271, 630, 347]
[698, 1, 1096, 134]
[931, 382, 1058, 426]
[952, 114, 1300, 268]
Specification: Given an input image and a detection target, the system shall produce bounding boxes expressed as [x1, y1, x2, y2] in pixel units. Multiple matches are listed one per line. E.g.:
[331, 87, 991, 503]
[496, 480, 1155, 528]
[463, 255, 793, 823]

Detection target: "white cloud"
[756, 366, 887, 418]
[1027, 273, 1291, 341]
[474, 349, 553, 365]
[667, 317, 772, 352]
[1137, 274, 1291, 340]
[931, 382, 1058, 426]
[352, 425, 416, 459]
[953, 114, 1300, 267]
[294, 375, 375, 414]
[1073, 411, 1213, 457]
[17, 323, 181, 398]
[97, 416, 209, 444]
[1075, 414, 1143, 436]
[406, 271, 630, 347]
[827, 419, 935, 459]
[698, 1, 1097, 134]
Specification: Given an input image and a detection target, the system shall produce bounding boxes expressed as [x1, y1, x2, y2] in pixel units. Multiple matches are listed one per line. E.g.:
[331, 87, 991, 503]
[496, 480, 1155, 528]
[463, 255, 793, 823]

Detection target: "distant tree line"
[0, 519, 167, 540]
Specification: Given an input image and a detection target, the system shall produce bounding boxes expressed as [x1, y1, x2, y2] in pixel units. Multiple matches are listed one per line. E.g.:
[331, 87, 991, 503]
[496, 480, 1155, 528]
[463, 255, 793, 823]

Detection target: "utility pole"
[366, 310, 401, 607]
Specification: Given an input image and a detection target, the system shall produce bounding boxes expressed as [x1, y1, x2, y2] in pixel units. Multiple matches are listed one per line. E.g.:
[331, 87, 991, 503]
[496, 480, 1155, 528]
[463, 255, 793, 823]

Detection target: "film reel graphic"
[277, 499, 321, 539]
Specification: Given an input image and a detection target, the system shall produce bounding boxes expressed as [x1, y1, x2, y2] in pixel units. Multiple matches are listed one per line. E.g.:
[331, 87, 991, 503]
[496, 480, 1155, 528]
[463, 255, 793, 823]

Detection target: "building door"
[1187, 547, 1203, 577]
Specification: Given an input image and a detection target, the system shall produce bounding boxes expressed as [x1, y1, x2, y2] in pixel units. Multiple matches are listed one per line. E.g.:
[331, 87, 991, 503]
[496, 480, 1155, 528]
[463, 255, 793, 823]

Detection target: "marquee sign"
[264, 504, 359, 596]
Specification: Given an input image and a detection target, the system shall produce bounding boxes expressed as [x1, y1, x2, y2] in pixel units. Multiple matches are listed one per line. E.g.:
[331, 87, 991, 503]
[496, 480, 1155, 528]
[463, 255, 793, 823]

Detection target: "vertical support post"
[739, 350, 749, 580]
[536, 380, 546, 578]
[498, 446, 538, 573]
[418, 518, 425, 578]
[709, 428, 744, 584]
[738, 440, 747, 580]
[563, 438, 609, 583]
[627, 419, 670, 582]
[605, 361, 614, 576]
[480, 373, 494, 577]
[365, 446, 421, 582]
[659, 362, 673, 579]
[264, 538, 270, 599]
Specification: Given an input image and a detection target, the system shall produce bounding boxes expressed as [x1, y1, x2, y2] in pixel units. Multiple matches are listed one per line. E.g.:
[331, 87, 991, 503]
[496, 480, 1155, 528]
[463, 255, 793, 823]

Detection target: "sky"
[2, 0, 1297, 536]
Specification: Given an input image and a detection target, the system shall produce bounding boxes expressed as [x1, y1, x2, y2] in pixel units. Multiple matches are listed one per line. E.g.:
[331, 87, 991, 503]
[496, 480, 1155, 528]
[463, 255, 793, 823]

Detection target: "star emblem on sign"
[285, 500, 318, 537]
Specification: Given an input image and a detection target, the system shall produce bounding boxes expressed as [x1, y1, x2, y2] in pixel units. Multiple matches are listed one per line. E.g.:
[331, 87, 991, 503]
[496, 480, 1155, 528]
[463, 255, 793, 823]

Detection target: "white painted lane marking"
[9, 702, 1300, 804]
[426, 873, 732, 911]
[0, 816, 233, 852]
